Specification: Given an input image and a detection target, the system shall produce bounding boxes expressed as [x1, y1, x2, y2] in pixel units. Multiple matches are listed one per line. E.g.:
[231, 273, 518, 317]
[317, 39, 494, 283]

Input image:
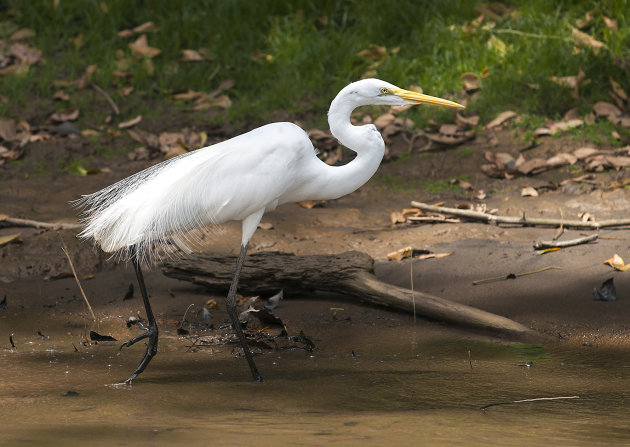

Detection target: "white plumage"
[74, 78, 463, 384]
[76, 79, 462, 264]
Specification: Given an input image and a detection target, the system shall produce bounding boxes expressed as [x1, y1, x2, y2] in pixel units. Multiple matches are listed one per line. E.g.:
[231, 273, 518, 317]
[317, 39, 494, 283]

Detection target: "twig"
[553, 209, 564, 240]
[91, 83, 120, 115]
[490, 29, 570, 41]
[0, 215, 82, 231]
[473, 266, 562, 286]
[533, 234, 598, 250]
[410, 201, 630, 229]
[59, 236, 97, 322]
[481, 395, 580, 411]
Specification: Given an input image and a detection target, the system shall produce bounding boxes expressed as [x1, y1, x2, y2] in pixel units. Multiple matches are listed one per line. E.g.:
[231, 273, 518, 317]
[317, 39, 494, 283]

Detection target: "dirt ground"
[1, 118, 630, 355]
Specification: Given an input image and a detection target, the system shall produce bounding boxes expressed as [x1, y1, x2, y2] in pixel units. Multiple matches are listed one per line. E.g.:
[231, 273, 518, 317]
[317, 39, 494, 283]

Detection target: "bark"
[163, 251, 541, 340]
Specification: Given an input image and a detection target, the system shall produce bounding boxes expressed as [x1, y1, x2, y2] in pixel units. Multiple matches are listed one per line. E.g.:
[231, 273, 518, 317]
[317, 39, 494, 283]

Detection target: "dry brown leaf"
[604, 254, 630, 271]
[579, 212, 595, 222]
[521, 186, 538, 197]
[387, 246, 413, 261]
[128, 34, 161, 58]
[373, 113, 396, 129]
[0, 232, 21, 247]
[118, 115, 142, 129]
[172, 89, 205, 101]
[81, 129, 100, 137]
[181, 49, 204, 62]
[402, 208, 421, 217]
[517, 158, 548, 175]
[9, 42, 42, 65]
[486, 110, 517, 129]
[416, 252, 452, 260]
[549, 70, 586, 99]
[571, 27, 606, 53]
[52, 90, 69, 101]
[50, 108, 79, 122]
[573, 147, 599, 159]
[257, 222, 274, 230]
[610, 79, 628, 101]
[298, 200, 326, 209]
[455, 113, 480, 128]
[546, 152, 577, 167]
[164, 146, 187, 160]
[548, 119, 584, 134]
[9, 28, 36, 41]
[606, 156, 630, 168]
[533, 127, 552, 137]
[593, 102, 621, 120]
[118, 21, 159, 38]
[120, 86, 134, 96]
[390, 211, 406, 225]
[602, 16, 618, 31]
[460, 72, 481, 92]
[0, 119, 16, 141]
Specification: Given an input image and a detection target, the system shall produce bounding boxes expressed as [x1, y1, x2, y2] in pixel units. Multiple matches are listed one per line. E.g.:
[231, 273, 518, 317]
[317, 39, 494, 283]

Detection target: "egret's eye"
[379, 87, 390, 95]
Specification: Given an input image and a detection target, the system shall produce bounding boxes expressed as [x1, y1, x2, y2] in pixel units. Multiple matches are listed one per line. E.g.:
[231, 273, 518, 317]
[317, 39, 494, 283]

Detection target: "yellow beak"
[390, 87, 464, 109]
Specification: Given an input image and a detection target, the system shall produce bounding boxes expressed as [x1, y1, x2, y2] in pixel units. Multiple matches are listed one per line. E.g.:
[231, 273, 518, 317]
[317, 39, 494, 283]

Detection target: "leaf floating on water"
[604, 254, 630, 271]
[592, 278, 616, 302]
[89, 331, 117, 342]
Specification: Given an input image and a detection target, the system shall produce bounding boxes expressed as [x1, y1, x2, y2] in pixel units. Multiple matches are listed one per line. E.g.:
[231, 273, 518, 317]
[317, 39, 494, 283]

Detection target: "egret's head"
[338, 78, 464, 109]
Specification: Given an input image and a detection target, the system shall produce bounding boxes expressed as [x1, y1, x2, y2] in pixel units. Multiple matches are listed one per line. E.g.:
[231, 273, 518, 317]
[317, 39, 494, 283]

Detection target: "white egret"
[76, 78, 463, 383]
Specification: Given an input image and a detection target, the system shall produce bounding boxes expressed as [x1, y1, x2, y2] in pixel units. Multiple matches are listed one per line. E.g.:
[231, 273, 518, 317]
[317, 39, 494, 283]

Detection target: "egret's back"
[76, 123, 313, 262]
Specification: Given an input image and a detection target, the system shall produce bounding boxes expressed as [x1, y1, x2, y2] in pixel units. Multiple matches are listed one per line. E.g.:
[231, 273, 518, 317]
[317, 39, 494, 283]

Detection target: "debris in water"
[37, 330, 49, 339]
[0, 295, 6, 309]
[89, 331, 117, 342]
[63, 390, 80, 397]
[9, 333, 15, 349]
[592, 278, 616, 301]
[123, 283, 134, 300]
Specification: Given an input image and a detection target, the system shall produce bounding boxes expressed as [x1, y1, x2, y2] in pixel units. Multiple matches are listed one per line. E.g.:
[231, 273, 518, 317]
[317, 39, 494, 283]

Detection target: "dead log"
[163, 251, 540, 339]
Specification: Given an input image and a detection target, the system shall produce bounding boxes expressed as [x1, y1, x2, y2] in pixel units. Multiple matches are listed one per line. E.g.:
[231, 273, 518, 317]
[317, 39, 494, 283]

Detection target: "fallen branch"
[163, 251, 542, 340]
[533, 234, 598, 250]
[481, 395, 580, 411]
[0, 215, 82, 231]
[410, 201, 630, 229]
[92, 83, 120, 115]
[473, 266, 563, 286]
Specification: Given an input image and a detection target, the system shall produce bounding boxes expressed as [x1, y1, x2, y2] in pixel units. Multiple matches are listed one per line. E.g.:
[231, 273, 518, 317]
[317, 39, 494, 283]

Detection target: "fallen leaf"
[128, 34, 161, 58]
[548, 119, 583, 134]
[50, 108, 79, 122]
[387, 246, 413, 261]
[486, 111, 517, 129]
[538, 247, 561, 255]
[373, 113, 396, 129]
[416, 252, 452, 260]
[486, 35, 507, 58]
[610, 78, 628, 101]
[298, 200, 326, 209]
[181, 49, 204, 62]
[118, 21, 159, 38]
[81, 129, 100, 137]
[118, 115, 142, 129]
[0, 119, 16, 141]
[604, 254, 630, 272]
[549, 70, 586, 99]
[573, 147, 599, 159]
[521, 186, 538, 197]
[390, 211, 406, 225]
[257, 222, 274, 230]
[546, 152, 578, 167]
[602, 16, 618, 31]
[593, 102, 621, 120]
[0, 233, 21, 246]
[460, 72, 481, 92]
[571, 27, 606, 53]
[9, 28, 36, 41]
[579, 212, 595, 222]
[164, 146, 187, 159]
[52, 90, 69, 101]
[456, 113, 480, 128]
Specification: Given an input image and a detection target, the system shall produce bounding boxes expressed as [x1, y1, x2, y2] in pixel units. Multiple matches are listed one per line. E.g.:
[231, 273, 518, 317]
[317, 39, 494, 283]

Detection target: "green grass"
[1, 0, 629, 129]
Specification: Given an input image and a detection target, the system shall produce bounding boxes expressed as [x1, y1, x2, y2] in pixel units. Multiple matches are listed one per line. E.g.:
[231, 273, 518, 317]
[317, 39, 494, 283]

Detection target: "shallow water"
[2, 319, 630, 447]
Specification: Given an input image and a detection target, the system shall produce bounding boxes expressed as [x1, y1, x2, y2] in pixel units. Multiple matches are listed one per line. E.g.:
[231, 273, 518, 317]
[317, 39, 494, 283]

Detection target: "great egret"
[76, 78, 463, 384]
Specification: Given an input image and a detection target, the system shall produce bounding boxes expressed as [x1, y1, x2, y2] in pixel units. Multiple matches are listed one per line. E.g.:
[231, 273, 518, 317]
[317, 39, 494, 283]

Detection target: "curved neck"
[313, 94, 384, 200]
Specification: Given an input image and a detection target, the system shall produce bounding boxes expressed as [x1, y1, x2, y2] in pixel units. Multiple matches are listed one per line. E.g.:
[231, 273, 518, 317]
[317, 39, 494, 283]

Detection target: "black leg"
[226, 243, 263, 382]
[119, 246, 159, 384]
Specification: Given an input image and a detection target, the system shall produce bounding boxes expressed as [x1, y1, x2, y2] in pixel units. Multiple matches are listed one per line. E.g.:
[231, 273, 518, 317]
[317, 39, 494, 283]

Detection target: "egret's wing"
[76, 123, 311, 262]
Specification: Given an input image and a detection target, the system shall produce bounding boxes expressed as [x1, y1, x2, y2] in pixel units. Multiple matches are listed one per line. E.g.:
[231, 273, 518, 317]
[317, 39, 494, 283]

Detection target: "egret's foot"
[119, 329, 152, 351]
[119, 325, 159, 384]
